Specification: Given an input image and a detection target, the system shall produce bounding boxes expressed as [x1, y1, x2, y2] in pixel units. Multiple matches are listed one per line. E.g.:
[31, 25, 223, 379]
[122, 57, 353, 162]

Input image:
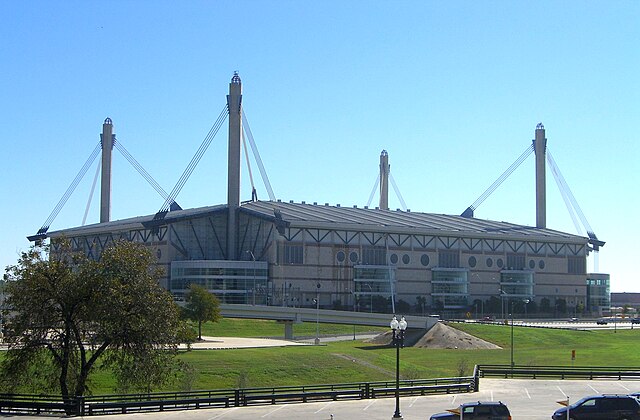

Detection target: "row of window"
[279, 243, 585, 274]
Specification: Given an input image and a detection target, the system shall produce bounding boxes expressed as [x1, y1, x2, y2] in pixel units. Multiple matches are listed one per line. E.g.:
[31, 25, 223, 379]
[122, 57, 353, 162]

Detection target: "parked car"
[631, 318, 640, 324]
[597, 318, 608, 325]
[430, 401, 511, 420]
[568, 317, 579, 323]
[552, 395, 640, 420]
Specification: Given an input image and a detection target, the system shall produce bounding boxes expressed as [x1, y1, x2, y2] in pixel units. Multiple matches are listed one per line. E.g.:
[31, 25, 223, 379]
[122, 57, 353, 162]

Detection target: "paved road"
[16, 378, 640, 420]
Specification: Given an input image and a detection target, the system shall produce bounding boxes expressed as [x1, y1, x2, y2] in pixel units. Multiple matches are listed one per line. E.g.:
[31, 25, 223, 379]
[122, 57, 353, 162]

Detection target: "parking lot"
[19, 378, 640, 420]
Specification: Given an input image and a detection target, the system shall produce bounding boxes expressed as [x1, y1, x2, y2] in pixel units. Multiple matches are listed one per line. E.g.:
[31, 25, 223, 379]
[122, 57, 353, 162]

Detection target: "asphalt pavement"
[12, 378, 640, 420]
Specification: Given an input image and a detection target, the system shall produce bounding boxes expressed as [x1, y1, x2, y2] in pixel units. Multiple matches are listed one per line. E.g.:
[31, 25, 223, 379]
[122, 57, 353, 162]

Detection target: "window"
[506, 253, 525, 270]
[390, 254, 398, 264]
[568, 256, 586, 274]
[438, 250, 460, 268]
[420, 254, 430, 266]
[402, 254, 410, 264]
[283, 243, 303, 264]
[362, 246, 386, 265]
[336, 251, 346, 263]
[468, 256, 477, 268]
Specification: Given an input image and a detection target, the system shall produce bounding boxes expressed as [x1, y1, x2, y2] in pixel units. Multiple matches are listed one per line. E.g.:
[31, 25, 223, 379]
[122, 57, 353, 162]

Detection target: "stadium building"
[40, 74, 609, 317]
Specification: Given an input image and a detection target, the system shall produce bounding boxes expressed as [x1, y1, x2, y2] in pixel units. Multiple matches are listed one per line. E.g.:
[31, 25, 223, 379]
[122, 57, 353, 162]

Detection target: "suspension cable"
[82, 159, 101, 226]
[242, 110, 276, 201]
[114, 139, 178, 207]
[546, 150, 583, 235]
[35, 142, 102, 234]
[389, 173, 408, 211]
[463, 144, 534, 215]
[158, 104, 228, 213]
[366, 174, 380, 208]
[241, 128, 257, 200]
[547, 149, 597, 240]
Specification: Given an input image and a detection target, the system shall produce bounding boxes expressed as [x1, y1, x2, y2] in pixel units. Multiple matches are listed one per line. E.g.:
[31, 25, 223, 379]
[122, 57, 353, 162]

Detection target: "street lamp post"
[510, 300, 514, 369]
[314, 283, 321, 345]
[390, 315, 407, 420]
[365, 283, 373, 313]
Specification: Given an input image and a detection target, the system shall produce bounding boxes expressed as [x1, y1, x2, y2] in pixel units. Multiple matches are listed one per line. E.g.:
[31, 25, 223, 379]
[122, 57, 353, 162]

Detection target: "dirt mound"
[366, 322, 501, 350]
[414, 322, 501, 349]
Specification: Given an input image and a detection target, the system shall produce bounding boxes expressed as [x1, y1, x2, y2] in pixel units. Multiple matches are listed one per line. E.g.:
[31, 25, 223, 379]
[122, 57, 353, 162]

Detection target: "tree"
[183, 283, 221, 340]
[1, 240, 185, 413]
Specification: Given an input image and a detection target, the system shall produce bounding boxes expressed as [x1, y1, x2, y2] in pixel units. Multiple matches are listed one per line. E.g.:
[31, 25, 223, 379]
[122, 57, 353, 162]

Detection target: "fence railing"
[477, 365, 640, 380]
[0, 375, 476, 416]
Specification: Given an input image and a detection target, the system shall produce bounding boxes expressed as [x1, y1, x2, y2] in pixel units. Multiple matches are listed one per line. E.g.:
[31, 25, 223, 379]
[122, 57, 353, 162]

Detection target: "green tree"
[183, 283, 221, 340]
[1, 240, 184, 413]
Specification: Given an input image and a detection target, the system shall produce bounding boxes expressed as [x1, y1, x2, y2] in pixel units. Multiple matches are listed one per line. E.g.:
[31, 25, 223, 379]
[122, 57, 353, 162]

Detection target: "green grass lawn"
[6, 320, 640, 395]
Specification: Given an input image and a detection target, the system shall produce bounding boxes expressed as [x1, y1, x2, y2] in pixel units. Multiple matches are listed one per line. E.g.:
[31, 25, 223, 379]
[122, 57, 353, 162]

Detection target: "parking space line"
[314, 401, 333, 413]
[618, 383, 630, 391]
[451, 395, 457, 405]
[525, 388, 531, 399]
[208, 407, 239, 419]
[363, 400, 377, 410]
[588, 384, 599, 394]
[557, 385, 567, 397]
[409, 396, 419, 407]
[261, 405, 285, 417]
[490, 390, 494, 401]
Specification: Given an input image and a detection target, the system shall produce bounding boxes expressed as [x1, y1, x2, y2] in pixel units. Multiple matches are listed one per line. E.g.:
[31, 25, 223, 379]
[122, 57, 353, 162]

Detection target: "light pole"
[510, 300, 515, 369]
[390, 315, 407, 420]
[365, 283, 373, 313]
[314, 282, 321, 345]
[499, 289, 507, 320]
[246, 250, 256, 305]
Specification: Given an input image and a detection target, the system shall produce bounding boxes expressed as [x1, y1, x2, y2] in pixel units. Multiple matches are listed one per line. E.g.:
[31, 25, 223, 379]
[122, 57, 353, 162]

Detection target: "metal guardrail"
[478, 365, 640, 380]
[0, 376, 476, 416]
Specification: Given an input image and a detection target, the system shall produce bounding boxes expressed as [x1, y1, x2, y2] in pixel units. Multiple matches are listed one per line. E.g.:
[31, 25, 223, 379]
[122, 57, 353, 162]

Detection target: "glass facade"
[499, 270, 534, 297]
[586, 274, 610, 313]
[171, 260, 268, 304]
[353, 265, 395, 311]
[431, 268, 468, 308]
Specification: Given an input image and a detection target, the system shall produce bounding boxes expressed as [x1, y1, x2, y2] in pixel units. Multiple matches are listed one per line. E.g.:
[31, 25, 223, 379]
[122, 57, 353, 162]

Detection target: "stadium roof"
[49, 200, 589, 244]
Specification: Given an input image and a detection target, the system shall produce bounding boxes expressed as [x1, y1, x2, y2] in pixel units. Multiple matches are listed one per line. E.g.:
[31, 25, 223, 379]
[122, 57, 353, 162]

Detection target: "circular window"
[486, 258, 493, 268]
[402, 254, 410, 264]
[421, 254, 430, 266]
[349, 252, 358, 263]
[497, 258, 504, 268]
[336, 251, 346, 263]
[529, 259, 535, 269]
[390, 254, 398, 264]
[468, 256, 477, 268]
[539, 260, 545, 270]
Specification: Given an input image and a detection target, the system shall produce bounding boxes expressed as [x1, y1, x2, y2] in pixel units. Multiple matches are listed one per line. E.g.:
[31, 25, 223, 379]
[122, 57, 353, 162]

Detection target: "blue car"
[552, 395, 640, 420]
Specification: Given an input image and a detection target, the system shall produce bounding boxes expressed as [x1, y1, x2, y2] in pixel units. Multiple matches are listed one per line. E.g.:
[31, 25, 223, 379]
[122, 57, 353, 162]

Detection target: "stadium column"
[100, 118, 114, 223]
[534, 123, 547, 229]
[379, 150, 389, 210]
[227, 73, 243, 260]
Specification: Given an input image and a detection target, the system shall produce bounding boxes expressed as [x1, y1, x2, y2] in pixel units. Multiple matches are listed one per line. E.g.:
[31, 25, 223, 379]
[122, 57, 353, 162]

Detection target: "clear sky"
[1, 2, 638, 291]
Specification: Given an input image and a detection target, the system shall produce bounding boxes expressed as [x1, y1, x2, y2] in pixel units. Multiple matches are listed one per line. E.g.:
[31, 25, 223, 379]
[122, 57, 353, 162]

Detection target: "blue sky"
[1, 1, 638, 291]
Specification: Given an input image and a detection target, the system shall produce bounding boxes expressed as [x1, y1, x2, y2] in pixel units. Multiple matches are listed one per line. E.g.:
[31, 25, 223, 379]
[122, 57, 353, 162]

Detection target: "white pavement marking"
[618, 383, 630, 391]
[557, 385, 567, 397]
[207, 407, 239, 419]
[490, 390, 494, 401]
[525, 388, 531, 399]
[588, 384, 599, 394]
[363, 400, 377, 410]
[451, 394, 457, 405]
[261, 405, 285, 418]
[409, 396, 419, 407]
[314, 402, 333, 413]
